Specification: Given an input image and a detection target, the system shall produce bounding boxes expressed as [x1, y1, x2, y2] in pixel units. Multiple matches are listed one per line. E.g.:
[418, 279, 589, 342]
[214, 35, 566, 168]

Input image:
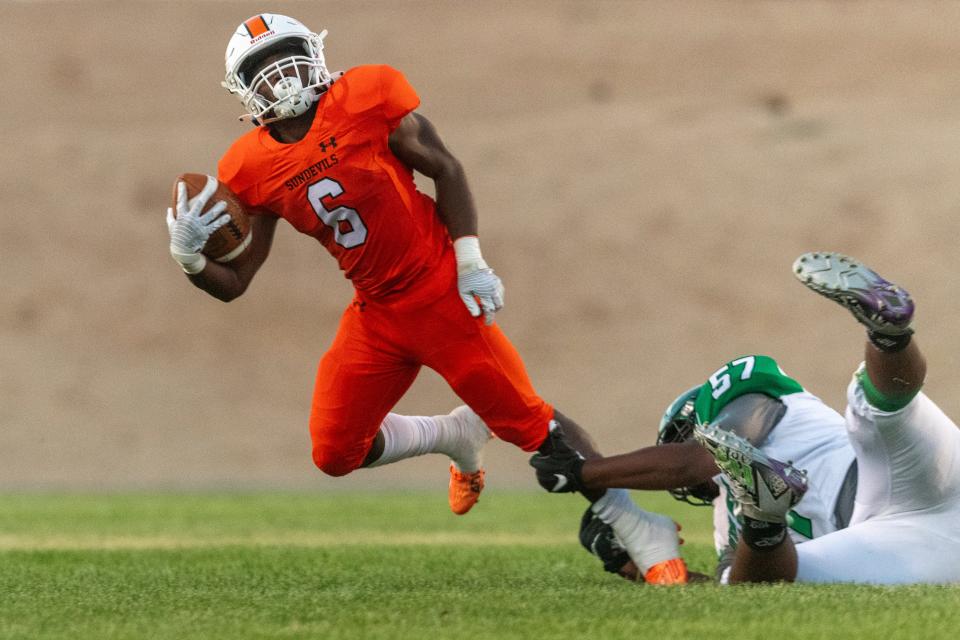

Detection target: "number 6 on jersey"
[307, 178, 368, 248]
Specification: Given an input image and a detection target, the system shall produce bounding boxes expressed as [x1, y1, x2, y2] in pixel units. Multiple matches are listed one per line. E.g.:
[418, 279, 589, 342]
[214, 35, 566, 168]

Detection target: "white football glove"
[453, 236, 504, 325]
[166, 176, 231, 274]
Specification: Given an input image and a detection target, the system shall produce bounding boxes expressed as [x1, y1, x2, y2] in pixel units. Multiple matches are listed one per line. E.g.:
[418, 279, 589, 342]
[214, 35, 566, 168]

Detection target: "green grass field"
[1, 492, 958, 639]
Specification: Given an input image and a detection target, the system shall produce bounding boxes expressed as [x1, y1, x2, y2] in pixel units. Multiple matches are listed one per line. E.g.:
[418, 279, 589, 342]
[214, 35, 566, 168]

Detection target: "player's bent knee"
[311, 447, 362, 477]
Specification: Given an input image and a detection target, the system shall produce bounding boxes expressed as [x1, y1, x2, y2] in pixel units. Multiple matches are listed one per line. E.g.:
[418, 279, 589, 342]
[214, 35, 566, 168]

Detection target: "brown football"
[171, 173, 252, 263]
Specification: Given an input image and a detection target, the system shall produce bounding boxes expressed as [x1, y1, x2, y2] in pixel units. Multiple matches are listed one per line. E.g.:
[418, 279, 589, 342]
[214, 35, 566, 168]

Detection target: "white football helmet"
[222, 14, 333, 125]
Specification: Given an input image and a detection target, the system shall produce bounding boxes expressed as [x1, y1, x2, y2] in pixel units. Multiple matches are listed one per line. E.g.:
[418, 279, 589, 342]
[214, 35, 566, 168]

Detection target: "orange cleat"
[643, 557, 689, 585]
[449, 463, 485, 515]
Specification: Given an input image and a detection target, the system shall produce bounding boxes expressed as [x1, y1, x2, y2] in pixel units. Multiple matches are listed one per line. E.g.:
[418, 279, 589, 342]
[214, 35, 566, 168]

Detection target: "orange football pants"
[309, 277, 553, 476]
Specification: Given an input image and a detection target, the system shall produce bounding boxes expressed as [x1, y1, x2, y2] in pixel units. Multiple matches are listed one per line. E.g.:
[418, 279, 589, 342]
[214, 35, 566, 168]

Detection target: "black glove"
[529, 423, 585, 493]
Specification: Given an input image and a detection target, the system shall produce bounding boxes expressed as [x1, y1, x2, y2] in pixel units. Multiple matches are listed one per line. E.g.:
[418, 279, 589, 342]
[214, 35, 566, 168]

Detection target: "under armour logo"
[319, 136, 337, 152]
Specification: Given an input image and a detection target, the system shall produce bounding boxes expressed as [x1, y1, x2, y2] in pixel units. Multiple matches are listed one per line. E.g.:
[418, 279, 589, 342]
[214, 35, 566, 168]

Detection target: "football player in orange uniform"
[165, 13, 685, 581]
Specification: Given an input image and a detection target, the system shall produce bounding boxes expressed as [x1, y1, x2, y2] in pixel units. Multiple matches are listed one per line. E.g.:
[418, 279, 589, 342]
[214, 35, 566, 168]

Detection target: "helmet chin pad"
[270, 75, 315, 119]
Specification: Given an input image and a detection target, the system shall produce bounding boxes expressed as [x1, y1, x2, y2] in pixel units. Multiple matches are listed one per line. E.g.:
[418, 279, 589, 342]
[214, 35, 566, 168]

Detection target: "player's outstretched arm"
[530, 439, 718, 494]
[388, 112, 504, 324]
[581, 441, 719, 492]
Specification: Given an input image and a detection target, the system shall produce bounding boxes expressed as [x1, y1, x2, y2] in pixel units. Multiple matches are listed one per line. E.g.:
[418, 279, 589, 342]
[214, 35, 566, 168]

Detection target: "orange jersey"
[218, 65, 453, 300]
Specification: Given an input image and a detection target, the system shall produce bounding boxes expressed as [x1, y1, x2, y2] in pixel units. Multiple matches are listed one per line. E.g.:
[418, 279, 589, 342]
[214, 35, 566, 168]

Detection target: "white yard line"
[0, 531, 576, 550]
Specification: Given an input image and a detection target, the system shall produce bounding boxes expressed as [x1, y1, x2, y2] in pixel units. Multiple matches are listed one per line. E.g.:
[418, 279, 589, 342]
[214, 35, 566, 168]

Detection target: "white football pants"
[795, 371, 960, 584]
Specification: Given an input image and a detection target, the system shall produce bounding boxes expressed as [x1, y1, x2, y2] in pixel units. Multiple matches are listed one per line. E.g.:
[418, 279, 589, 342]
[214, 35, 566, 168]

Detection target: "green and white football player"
[533, 253, 960, 584]
[535, 352, 856, 583]
[666, 353, 857, 580]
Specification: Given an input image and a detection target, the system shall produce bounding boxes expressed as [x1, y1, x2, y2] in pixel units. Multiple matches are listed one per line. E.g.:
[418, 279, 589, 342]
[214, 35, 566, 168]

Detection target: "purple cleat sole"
[793, 252, 914, 335]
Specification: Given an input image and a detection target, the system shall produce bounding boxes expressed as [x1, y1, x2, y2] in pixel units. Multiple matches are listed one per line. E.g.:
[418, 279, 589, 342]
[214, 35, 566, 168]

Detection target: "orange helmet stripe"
[243, 15, 270, 38]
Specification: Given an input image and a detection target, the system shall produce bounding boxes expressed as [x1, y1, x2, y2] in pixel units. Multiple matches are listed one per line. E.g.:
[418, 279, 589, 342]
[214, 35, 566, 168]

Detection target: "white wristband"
[453, 235, 488, 274]
[171, 250, 207, 275]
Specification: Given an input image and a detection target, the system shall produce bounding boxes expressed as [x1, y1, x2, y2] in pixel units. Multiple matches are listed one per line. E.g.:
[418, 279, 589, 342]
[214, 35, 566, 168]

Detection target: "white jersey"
[712, 390, 856, 555]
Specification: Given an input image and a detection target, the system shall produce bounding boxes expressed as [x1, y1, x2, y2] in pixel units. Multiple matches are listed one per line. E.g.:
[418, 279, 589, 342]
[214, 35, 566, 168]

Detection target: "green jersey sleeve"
[693, 355, 803, 425]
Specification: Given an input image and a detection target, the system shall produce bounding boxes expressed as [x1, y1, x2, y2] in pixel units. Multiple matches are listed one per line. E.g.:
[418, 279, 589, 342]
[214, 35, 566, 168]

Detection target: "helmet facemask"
[656, 386, 718, 507]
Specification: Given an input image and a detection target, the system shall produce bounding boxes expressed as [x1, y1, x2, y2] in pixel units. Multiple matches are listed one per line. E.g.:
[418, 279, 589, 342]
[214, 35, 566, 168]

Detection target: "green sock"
[856, 367, 920, 412]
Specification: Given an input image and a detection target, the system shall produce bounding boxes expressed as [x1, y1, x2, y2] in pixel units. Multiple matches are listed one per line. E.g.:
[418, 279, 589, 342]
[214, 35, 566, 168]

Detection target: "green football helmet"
[657, 385, 718, 506]
[657, 386, 700, 447]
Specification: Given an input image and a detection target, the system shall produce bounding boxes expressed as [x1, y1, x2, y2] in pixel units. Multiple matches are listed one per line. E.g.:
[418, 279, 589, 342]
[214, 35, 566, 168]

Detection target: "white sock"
[366, 409, 489, 471]
[437, 407, 490, 472]
[367, 414, 442, 467]
[591, 489, 681, 574]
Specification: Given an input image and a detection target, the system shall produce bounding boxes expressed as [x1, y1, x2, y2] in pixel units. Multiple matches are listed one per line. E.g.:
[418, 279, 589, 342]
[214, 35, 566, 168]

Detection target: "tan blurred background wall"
[3, 0, 960, 491]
